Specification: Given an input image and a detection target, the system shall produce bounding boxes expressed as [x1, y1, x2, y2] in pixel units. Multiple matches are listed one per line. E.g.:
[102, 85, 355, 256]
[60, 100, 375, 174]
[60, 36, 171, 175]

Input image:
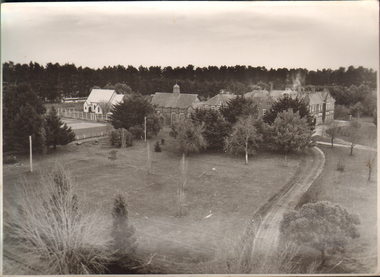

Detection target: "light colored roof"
[86, 89, 115, 104]
[204, 93, 237, 106]
[306, 92, 325, 105]
[245, 90, 270, 99]
[110, 94, 125, 106]
[152, 92, 199, 109]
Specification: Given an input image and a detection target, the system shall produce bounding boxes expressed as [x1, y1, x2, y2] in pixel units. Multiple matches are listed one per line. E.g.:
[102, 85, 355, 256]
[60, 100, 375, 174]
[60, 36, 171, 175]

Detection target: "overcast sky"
[1, 1, 379, 71]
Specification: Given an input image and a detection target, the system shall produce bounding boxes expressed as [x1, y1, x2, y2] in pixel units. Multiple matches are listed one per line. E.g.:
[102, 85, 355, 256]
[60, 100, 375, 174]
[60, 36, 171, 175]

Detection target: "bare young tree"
[97, 100, 111, 115]
[343, 120, 361, 156]
[325, 120, 341, 148]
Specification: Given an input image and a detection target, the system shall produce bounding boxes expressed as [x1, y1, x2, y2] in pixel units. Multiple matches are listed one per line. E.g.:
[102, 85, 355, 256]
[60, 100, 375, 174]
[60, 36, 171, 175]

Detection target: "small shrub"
[110, 129, 133, 148]
[129, 126, 144, 140]
[154, 141, 162, 152]
[110, 130, 121, 147]
[3, 155, 18, 164]
[337, 162, 345, 172]
[124, 130, 133, 147]
[108, 150, 117, 162]
[161, 138, 165, 145]
[111, 194, 138, 255]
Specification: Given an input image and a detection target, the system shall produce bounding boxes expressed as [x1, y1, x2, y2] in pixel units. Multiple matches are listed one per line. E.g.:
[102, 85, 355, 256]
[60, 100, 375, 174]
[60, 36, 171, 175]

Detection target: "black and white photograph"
[1, 1, 379, 275]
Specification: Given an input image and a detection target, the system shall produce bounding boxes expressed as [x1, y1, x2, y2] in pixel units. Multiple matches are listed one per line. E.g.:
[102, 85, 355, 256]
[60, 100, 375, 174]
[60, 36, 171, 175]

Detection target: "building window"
[171, 113, 176, 123]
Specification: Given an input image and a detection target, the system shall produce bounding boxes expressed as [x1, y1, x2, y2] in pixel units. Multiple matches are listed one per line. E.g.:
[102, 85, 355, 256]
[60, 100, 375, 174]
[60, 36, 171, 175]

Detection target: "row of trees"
[3, 61, 376, 103]
[107, 92, 314, 164]
[3, 84, 75, 153]
[169, 95, 314, 164]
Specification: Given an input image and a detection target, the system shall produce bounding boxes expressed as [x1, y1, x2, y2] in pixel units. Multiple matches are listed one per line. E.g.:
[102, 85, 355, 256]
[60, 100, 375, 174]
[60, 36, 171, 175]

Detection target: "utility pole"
[29, 135, 33, 172]
[144, 116, 147, 142]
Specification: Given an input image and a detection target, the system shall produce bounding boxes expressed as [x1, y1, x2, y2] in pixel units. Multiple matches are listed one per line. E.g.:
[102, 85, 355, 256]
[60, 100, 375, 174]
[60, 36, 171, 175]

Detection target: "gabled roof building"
[244, 88, 335, 125]
[84, 88, 125, 115]
[151, 84, 201, 125]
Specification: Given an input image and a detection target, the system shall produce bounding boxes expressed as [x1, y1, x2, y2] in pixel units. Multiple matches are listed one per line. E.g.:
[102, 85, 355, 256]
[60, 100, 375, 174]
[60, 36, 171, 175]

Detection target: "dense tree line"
[3, 61, 377, 105]
[3, 84, 75, 153]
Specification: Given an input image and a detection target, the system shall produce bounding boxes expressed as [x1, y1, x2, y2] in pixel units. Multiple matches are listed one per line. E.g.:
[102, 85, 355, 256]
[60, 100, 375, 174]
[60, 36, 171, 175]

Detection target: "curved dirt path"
[251, 146, 325, 257]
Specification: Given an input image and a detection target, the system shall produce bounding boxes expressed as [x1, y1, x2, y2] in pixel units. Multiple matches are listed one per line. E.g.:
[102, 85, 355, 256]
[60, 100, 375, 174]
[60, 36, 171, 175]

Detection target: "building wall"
[155, 107, 189, 125]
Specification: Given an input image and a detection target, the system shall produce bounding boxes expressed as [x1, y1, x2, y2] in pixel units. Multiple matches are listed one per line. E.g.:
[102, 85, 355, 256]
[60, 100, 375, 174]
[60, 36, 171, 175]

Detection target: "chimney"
[173, 84, 180, 94]
[269, 82, 273, 92]
[312, 86, 315, 93]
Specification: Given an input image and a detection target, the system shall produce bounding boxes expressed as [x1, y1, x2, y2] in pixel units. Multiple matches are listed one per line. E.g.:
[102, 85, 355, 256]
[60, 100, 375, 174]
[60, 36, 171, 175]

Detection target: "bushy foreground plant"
[110, 128, 133, 148]
[195, 240, 320, 274]
[280, 201, 360, 264]
[4, 165, 114, 274]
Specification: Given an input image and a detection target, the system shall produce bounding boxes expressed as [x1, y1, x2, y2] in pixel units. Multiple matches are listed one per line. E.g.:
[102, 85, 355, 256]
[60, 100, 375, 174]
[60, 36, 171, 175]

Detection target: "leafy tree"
[361, 92, 377, 117]
[111, 194, 137, 255]
[224, 116, 263, 164]
[280, 201, 360, 264]
[45, 107, 75, 149]
[325, 121, 341, 148]
[334, 104, 350, 120]
[170, 120, 207, 156]
[190, 108, 231, 148]
[110, 93, 155, 130]
[263, 95, 314, 128]
[146, 113, 161, 138]
[109, 128, 133, 148]
[267, 109, 312, 153]
[3, 83, 46, 132]
[8, 104, 46, 152]
[350, 102, 363, 119]
[220, 96, 258, 125]
[114, 83, 132, 95]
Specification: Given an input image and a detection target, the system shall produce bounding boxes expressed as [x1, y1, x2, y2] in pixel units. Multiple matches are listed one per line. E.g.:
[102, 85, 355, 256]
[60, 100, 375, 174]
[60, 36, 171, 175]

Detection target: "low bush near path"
[4, 164, 114, 274]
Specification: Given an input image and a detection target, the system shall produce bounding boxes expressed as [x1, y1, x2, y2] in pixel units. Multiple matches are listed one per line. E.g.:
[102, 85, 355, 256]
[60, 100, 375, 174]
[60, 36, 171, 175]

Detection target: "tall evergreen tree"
[263, 95, 314, 128]
[220, 96, 258, 125]
[110, 93, 155, 130]
[45, 107, 76, 149]
[111, 194, 137, 255]
[190, 108, 231, 148]
[9, 104, 46, 152]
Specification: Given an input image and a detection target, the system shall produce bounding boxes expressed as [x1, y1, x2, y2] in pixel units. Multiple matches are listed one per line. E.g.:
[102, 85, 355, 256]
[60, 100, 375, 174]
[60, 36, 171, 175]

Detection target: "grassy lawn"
[308, 144, 377, 273]
[3, 127, 306, 273]
[320, 117, 377, 147]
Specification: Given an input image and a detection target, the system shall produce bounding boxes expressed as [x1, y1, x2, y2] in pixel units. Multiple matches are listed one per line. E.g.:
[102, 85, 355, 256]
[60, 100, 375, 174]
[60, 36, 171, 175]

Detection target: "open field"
[301, 144, 377, 273]
[45, 102, 84, 112]
[61, 118, 112, 140]
[3, 128, 307, 274]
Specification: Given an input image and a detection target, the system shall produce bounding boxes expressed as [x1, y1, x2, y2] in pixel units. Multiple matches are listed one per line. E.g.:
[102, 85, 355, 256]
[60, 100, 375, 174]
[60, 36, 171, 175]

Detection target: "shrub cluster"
[110, 128, 133, 148]
[4, 165, 139, 275]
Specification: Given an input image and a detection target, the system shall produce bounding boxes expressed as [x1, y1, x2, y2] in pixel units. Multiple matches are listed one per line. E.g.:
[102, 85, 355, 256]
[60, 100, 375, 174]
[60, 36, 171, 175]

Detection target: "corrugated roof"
[152, 92, 199, 109]
[86, 89, 115, 104]
[110, 94, 125, 106]
[307, 92, 325, 105]
[204, 93, 237, 106]
[245, 90, 270, 99]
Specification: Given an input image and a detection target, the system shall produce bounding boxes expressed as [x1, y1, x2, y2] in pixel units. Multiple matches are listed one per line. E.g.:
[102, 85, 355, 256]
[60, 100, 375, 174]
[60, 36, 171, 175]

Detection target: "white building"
[83, 89, 125, 115]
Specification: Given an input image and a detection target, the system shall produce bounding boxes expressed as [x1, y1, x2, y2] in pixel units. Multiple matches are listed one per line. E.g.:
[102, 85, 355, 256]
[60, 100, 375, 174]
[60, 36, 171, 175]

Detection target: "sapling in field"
[111, 194, 138, 256]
